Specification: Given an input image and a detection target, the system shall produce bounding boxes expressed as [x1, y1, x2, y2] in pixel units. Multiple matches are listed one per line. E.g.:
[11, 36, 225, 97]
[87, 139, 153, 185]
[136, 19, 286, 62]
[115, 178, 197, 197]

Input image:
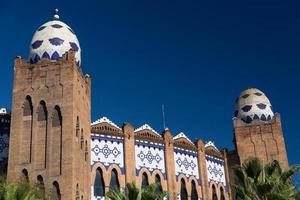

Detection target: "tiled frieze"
[91, 133, 125, 174]
[135, 140, 166, 178]
[174, 147, 200, 182]
[206, 155, 226, 187]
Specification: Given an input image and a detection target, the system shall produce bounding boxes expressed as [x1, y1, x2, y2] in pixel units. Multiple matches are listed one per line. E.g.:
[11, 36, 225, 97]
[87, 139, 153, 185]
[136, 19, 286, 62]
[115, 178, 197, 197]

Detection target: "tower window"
[76, 116, 80, 138]
[52, 181, 61, 200]
[21, 169, 29, 182]
[85, 140, 88, 161]
[80, 129, 84, 149]
[76, 184, 80, 200]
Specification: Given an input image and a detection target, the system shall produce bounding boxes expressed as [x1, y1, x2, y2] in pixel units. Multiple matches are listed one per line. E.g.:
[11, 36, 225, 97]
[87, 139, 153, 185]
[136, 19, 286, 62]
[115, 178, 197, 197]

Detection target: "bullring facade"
[5, 10, 288, 200]
[90, 118, 228, 200]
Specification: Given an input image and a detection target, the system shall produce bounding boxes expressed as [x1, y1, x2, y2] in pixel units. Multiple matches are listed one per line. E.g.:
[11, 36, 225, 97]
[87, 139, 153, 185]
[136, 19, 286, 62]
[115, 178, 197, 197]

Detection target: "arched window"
[23, 96, 33, 163]
[52, 106, 62, 127]
[76, 184, 80, 200]
[94, 168, 105, 197]
[37, 101, 47, 121]
[52, 181, 61, 200]
[37, 101, 48, 169]
[37, 175, 45, 196]
[220, 187, 225, 200]
[141, 172, 149, 189]
[191, 180, 198, 200]
[212, 185, 218, 200]
[52, 106, 62, 175]
[80, 129, 84, 149]
[37, 175, 44, 184]
[85, 140, 88, 161]
[21, 169, 29, 181]
[155, 174, 162, 192]
[76, 116, 80, 138]
[110, 169, 120, 190]
[180, 178, 188, 200]
[23, 96, 33, 116]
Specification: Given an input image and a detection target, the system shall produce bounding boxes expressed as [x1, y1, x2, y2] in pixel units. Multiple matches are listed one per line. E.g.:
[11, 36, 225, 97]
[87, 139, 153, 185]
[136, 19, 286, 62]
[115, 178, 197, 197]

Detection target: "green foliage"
[296, 190, 300, 200]
[233, 157, 300, 200]
[0, 177, 47, 200]
[141, 183, 167, 200]
[106, 182, 166, 200]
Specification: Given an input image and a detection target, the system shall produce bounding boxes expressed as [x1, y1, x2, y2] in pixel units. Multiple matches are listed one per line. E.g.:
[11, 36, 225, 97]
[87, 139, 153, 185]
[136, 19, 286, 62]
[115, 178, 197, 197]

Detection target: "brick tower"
[232, 88, 288, 168]
[7, 10, 91, 199]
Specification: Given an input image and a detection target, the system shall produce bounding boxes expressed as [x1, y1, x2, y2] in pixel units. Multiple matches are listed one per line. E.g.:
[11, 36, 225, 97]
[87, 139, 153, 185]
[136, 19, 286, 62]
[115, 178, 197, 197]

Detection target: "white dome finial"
[53, 8, 60, 20]
[234, 88, 274, 124]
[29, 9, 81, 65]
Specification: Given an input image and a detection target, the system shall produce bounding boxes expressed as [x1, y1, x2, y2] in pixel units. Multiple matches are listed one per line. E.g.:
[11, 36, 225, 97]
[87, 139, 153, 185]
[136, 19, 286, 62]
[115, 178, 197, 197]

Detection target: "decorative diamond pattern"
[208, 165, 223, 177]
[206, 155, 226, 187]
[91, 135, 124, 173]
[137, 150, 162, 164]
[92, 144, 120, 158]
[176, 157, 196, 170]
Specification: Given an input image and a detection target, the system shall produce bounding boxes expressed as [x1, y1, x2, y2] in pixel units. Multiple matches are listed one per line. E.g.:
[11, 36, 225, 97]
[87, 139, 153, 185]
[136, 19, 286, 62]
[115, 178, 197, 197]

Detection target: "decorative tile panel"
[174, 147, 199, 181]
[135, 140, 166, 178]
[206, 155, 226, 187]
[91, 134, 124, 174]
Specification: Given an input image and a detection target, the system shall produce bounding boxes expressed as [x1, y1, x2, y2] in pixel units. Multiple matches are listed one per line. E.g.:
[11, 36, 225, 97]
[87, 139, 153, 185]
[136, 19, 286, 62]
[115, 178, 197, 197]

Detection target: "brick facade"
[7, 51, 91, 199]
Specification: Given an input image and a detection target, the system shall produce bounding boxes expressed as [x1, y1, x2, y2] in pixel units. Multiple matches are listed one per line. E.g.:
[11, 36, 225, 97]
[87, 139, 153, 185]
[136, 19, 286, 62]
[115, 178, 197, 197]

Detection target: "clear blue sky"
[0, 0, 299, 166]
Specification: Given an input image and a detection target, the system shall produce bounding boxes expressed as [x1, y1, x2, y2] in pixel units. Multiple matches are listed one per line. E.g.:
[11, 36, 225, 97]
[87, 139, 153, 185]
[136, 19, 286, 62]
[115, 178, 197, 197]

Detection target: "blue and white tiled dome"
[234, 88, 274, 124]
[29, 9, 81, 66]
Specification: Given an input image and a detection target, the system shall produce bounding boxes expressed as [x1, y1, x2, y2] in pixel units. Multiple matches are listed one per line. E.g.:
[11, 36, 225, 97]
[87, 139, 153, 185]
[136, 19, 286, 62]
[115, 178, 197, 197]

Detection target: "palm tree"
[233, 157, 299, 200]
[141, 183, 166, 200]
[107, 182, 166, 200]
[107, 182, 141, 200]
[0, 177, 47, 200]
[296, 190, 300, 200]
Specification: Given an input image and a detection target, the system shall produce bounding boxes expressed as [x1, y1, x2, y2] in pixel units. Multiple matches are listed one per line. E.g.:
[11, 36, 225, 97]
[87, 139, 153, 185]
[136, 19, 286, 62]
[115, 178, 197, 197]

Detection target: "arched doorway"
[180, 178, 188, 200]
[94, 168, 105, 198]
[110, 169, 120, 190]
[155, 174, 163, 192]
[220, 187, 225, 200]
[212, 184, 218, 200]
[191, 180, 198, 200]
[141, 172, 149, 189]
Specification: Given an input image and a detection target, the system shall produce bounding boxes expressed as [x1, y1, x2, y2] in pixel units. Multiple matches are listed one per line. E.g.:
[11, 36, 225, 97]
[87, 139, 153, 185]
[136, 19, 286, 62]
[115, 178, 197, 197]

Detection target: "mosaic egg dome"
[29, 9, 81, 66]
[234, 88, 274, 124]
